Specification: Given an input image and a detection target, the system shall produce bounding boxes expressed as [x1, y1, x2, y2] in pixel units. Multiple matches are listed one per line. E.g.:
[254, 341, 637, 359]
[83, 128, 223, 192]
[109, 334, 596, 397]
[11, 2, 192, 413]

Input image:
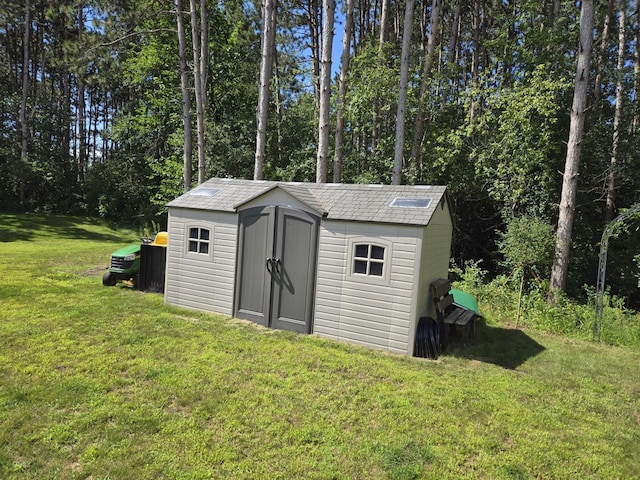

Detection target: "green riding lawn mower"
[102, 232, 168, 288]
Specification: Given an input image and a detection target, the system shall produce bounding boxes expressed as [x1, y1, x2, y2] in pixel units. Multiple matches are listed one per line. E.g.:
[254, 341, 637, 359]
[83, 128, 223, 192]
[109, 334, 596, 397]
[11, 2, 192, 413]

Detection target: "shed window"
[353, 243, 386, 277]
[189, 187, 220, 197]
[188, 227, 210, 254]
[390, 197, 431, 208]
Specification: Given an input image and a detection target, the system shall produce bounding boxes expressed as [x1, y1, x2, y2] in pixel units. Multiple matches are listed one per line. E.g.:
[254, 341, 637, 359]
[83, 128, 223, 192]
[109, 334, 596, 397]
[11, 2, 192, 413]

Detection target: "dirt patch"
[82, 267, 107, 277]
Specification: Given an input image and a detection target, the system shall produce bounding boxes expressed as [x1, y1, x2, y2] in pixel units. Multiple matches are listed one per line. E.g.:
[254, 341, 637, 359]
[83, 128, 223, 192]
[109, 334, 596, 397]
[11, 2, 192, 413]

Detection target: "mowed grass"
[0, 213, 639, 479]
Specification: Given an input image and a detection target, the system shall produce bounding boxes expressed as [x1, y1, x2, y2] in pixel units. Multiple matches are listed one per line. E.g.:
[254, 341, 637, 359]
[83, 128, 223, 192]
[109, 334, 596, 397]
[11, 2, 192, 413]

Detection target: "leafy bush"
[497, 215, 555, 276]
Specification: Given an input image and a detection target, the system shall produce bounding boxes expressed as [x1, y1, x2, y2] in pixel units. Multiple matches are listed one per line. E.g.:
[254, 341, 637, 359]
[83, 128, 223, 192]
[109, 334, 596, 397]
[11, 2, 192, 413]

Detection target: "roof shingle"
[167, 178, 448, 226]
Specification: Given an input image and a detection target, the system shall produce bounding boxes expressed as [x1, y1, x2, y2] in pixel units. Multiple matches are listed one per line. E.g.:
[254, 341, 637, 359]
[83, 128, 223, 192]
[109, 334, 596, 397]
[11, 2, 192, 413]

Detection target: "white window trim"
[346, 237, 392, 284]
[185, 225, 213, 257]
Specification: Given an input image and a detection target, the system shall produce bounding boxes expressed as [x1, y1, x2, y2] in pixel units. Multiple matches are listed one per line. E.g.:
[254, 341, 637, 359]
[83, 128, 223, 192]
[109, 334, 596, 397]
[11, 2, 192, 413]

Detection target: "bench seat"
[431, 279, 476, 348]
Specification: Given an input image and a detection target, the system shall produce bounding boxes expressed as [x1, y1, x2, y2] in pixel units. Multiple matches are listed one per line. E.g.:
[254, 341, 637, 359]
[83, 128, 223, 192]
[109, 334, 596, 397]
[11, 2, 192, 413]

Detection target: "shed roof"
[167, 178, 449, 226]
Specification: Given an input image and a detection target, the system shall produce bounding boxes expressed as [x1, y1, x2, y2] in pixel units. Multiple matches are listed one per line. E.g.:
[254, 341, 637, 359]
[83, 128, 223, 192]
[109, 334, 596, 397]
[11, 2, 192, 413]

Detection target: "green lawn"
[1, 213, 638, 479]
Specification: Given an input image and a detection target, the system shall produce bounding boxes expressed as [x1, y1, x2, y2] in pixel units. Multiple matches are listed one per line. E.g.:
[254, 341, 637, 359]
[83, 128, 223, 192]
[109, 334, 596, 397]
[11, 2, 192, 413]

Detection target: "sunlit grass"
[1, 213, 639, 479]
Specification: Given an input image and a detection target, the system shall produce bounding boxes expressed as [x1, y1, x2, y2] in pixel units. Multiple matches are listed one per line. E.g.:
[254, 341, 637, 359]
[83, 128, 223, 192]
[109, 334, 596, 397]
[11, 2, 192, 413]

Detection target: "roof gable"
[233, 184, 328, 217]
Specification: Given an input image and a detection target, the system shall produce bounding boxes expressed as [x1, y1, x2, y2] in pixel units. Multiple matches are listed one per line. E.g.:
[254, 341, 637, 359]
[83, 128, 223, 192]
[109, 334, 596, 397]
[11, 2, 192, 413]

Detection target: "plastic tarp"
[450, 288, 479, 314]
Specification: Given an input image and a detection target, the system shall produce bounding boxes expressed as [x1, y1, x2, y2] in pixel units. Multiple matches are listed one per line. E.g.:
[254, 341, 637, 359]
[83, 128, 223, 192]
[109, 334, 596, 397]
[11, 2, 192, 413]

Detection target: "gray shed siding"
[313, 220, 422, 355]
[164, 208, 237, 315]
[408, 200, 454, 353]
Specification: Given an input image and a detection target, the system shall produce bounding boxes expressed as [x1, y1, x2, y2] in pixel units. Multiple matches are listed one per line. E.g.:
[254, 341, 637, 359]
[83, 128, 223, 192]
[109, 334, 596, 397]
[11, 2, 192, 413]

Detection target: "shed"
[164, 178, 453, 356]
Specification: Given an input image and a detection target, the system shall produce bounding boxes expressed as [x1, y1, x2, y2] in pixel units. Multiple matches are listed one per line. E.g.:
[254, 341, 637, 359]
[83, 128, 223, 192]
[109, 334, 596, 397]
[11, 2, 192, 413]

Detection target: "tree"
[549, 0, 595, 299]
[254, 0, 277, 180]
[175, 0, 193, 192]
[391, 0, 415, 185]
[409, 0, 441, 182]
[593, 0, 615, 103]
[634, 10, 640, 132]
[498, 215, 555, 326]
[19, 0, 31, 206]
[379, 0, 390, 45]
[305, 0, 321, 108]
[315, 0, 335, 183]
[76, 3, 87, 184]
[189, 0, 208, 184]
[605, 3, 626, 223]
[332, 0, 354, 183]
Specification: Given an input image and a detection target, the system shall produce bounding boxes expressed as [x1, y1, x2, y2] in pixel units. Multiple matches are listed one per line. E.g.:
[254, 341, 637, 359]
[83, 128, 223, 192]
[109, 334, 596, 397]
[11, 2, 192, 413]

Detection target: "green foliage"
[338, 42, 400, 183]
[497, 215, 555, 275]
[452, 261, 640, 349]
[450, 259, 487, 297]
[206, 0, 260, 179]
[269, 93, 317, 182]
[84, 156, 159, 226]
[472, 66, 571, 218]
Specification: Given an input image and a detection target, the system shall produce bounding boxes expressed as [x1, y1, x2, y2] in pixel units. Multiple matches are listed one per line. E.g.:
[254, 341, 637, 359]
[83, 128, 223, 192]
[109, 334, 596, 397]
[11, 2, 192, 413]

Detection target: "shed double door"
[235, 206, 319, 333]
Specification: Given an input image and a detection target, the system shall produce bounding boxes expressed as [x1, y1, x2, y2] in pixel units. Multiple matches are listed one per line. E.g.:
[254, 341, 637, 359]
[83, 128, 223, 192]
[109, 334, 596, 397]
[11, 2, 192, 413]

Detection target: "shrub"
[452, 262, 640, 350]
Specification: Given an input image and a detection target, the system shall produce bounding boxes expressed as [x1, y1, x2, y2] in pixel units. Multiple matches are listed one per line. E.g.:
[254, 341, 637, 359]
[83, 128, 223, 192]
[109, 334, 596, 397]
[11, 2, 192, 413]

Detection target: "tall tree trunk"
[176, 0, 193, 192]
[189, 0, 207, 184]
[19, 0, 31, 206]
[447, 0, 461, 100]
[391, 0, 415, 185]
[316, 0, 335, 183]
[333, 0, 355, 183]
[198, 0, 210, 180]
[469, 0, 481, 124]
[254, 0, 277, 180]
[307, 0, 321, 109]
[103, 93, 109, 162]
[409, 0, 442, 182]
[594, 0, 615, 103]
[553, 0, 561, 20]
[199, 0, 209, 91]
[372, 0, 391, 156]
[549, 0, 595, 299]
[274, 52, 284, 169]
[77, 73, 86, 182]
[61, 70, 71, 158]
[91, 91, 98, 162]
[633, 10, 640, 133]
[379, 0, 390, 44]
[447, 0, 461, 64]
[77, 8, 86, 184]
[606, 3, 626, 223]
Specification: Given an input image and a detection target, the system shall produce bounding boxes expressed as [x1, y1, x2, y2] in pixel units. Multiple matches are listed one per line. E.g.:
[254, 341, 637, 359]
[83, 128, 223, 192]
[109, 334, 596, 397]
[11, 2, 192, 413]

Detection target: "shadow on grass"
[0, 213, 125, 243]
[447, 318, 545, 370]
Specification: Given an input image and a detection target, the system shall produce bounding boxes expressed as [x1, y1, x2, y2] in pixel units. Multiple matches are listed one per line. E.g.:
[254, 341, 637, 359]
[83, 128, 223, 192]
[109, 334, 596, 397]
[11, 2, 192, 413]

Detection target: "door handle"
[266, 257, 280, 273]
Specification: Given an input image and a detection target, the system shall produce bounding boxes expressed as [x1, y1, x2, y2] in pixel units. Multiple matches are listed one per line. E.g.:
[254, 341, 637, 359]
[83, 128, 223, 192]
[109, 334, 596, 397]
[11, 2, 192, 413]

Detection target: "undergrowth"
[452, 260, 640, 349]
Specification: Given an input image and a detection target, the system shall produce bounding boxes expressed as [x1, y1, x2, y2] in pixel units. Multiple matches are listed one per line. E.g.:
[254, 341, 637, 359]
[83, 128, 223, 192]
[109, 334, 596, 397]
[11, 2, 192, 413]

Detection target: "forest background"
[1, 0, 640, 309]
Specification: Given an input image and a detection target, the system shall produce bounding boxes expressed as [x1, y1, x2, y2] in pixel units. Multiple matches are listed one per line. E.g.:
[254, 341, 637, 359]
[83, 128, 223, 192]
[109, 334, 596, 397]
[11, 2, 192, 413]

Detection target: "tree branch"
[89, 28, 177, 51]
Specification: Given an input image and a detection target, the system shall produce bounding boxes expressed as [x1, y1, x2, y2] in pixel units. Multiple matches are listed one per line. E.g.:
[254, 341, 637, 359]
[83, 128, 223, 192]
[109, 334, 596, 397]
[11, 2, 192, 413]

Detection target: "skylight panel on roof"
[390, 197, 432, 208]
[190, 188, 220, 197]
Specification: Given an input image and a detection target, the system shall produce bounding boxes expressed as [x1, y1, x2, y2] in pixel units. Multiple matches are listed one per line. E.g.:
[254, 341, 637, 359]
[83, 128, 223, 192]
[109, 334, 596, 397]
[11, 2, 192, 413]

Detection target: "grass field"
[1, 213, 639, 479]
